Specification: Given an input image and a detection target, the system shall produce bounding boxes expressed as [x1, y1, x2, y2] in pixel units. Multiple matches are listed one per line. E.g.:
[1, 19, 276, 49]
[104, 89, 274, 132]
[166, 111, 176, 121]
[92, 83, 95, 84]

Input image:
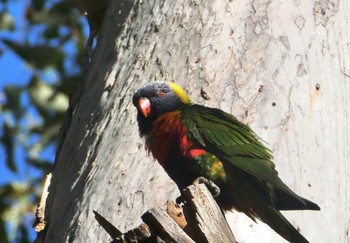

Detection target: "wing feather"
[181, 104, 306, 204]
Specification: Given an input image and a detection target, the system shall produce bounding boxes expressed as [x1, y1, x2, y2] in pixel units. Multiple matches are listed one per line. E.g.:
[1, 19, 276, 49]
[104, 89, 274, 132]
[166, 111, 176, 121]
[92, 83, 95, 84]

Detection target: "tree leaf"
[3, 86, 23, 120]
[1, 123, 16, 172]
[2, 39, 65, 70]
[0, 11, 14, 31]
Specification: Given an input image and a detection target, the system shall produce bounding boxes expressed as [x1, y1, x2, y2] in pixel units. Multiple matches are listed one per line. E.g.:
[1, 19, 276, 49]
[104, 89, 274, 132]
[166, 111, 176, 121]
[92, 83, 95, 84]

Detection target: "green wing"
[181, 104, 305, 203]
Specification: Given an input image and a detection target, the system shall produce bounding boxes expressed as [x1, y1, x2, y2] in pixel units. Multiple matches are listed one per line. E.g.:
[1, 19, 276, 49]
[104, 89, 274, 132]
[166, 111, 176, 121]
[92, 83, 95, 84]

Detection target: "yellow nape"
[169, 82, 191, 104]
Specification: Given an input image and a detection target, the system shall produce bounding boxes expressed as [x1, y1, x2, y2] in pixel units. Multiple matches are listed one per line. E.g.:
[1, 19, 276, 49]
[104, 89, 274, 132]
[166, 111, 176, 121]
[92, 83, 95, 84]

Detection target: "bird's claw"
[193, 176, 221, 198]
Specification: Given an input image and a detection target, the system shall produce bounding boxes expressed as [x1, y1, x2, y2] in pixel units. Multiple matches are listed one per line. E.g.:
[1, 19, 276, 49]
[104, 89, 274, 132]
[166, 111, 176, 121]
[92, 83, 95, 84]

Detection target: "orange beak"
[138, 97, 151, 117]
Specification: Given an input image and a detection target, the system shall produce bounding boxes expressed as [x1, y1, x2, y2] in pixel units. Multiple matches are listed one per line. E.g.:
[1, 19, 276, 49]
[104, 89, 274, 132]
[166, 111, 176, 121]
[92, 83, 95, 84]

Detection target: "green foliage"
[0, 0, 87, 241]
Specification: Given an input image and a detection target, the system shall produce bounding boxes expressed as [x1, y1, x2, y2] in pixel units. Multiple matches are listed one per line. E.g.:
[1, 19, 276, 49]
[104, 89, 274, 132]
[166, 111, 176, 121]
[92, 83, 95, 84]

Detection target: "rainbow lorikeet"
[132, 81, 320, 243]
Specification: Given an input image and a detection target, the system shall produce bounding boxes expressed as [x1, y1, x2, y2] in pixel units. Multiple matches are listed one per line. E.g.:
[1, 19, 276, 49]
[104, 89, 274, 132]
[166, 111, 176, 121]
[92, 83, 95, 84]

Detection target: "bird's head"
[132, 81, 191, 135]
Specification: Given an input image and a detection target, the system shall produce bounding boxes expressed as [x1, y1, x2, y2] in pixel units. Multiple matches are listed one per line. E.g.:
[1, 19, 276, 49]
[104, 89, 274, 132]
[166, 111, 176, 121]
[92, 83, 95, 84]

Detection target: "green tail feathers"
[259, 206, 310, 243]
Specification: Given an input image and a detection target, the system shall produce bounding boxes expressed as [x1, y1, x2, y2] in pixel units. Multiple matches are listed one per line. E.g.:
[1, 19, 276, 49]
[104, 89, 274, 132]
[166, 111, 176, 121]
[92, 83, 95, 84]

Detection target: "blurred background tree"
[0, 0, 88, 241]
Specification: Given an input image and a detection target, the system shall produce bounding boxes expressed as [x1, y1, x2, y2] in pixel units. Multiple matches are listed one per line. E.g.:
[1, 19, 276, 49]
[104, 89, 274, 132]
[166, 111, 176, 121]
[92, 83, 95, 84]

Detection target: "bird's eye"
[158, 91, 166, 97]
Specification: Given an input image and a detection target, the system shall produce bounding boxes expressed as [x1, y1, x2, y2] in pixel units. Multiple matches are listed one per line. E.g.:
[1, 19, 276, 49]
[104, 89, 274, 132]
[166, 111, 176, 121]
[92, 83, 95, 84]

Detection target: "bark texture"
[43, 0, 349, 242]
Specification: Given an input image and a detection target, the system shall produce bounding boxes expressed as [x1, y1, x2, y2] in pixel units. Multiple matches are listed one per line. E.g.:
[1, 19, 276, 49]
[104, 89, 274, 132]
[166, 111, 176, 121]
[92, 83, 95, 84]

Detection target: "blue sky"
[0, 1, 89, 240]
[0, 2, 39, 241]
[0, 0, 35, 185]
[0, 0, 88, 185]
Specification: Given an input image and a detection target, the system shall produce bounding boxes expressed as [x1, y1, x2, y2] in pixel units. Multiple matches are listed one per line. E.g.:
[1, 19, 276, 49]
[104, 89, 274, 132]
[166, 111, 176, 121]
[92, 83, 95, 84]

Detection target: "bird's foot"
[193, 176, 221, 198]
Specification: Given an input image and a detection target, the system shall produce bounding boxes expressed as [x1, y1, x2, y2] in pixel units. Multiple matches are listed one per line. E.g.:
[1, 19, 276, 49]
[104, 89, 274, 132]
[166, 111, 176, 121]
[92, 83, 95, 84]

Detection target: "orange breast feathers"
[146, 111, 206, 164]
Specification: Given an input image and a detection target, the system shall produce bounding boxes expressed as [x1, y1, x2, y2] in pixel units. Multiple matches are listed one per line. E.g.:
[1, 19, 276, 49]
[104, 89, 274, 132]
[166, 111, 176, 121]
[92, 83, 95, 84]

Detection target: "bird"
[132, 81, 320, 243]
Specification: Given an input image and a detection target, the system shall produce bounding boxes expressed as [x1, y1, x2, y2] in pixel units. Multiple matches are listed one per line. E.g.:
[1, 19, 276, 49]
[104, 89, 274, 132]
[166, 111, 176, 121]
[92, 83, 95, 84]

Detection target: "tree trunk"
[41, 0, 349, 242]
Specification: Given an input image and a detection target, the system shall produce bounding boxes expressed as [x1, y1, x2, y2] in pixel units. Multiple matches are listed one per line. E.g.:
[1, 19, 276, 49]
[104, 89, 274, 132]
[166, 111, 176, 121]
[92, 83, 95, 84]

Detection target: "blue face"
[133, 82, 170, 105]
[133, 81, 185, 135]
[133, 81, 184, 117]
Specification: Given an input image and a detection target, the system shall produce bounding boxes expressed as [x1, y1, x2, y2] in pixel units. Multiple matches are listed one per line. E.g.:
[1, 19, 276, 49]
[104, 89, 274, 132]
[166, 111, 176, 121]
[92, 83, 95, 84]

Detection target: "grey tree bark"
[42, 0, 349, 242]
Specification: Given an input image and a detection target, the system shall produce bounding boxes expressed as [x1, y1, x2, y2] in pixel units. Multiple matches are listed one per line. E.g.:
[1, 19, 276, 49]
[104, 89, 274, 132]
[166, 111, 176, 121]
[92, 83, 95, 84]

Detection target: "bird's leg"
[193, 176, 221, 198]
